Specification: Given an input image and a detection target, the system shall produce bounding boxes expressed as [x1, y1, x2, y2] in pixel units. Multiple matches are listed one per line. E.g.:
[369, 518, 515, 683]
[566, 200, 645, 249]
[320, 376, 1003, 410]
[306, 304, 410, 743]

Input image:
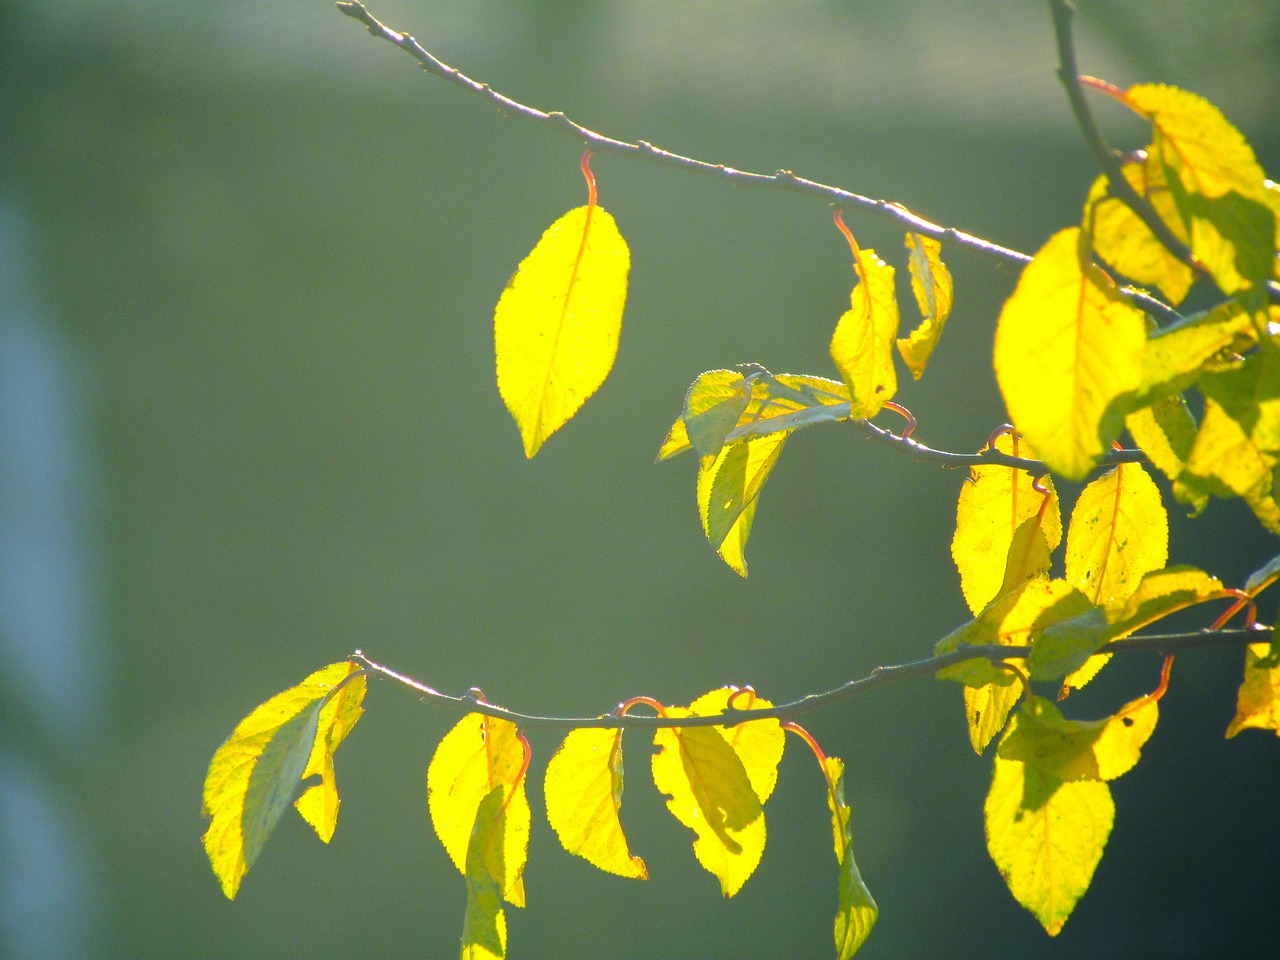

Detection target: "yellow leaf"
[1085, 159, 1193, 305]
[1104, 565, 1224, 640]
[952, 433, 1062, 615]
[1125, 84, 1276, 294]
[462, 787, 509, 960]
[294, 667, 367, 843]
[896, 232, 954, 379]
[494, 202, 629, 457]
[822, 756, 878, 959]
[543, 728, 647, 880]
[994, 227, 1146, 480]
[697, 434, 788, 577]
[689, 687, 786, 804]
[997, 695, 1159, 782]
[830, 247, 899, 419]
[202, 661, 365, 899]
[1226, 642, 1280, 738]
[1125, 395, 1205, 513]
[984, 754, 1114, 936]
[1066, 463, 1168, 606]
[651, 711, 765, 897]
[427, 714, 531, 908]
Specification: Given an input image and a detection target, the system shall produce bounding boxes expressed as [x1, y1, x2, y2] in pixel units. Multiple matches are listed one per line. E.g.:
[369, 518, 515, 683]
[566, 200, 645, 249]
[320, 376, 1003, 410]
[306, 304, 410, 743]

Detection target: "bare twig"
[349, 626, 1267, 730]
[337, 0, 1185, 325]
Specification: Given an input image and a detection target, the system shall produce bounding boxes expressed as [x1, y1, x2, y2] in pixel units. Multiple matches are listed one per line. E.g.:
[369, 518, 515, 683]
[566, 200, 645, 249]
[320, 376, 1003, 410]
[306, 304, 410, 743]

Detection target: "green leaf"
[1245, 552, 1280, 596]
[494, 200, 629, 458]
[462, 787, 510, 960]
[984, 754, 1114, 936]
[823, 756, 878, 959]
[697, 435, 787, 577]
[202, 662, 365, 899]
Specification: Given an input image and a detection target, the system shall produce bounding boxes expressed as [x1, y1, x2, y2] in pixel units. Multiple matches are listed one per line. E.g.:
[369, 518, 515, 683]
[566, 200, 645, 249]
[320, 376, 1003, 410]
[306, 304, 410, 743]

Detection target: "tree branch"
[349, 626, 1267, 731]
[336, 0, 1185, 326]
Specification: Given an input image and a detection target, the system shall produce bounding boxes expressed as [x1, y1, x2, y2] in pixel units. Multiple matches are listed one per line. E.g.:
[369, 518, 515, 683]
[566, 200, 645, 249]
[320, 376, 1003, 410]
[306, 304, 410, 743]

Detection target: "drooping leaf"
[984, 754, 1114, 936]
[697, 434, 788, 577]
[651, 710, 766, 897]
[494, 200, 629, 458]
[462, 787, 509, 960]
[997, 695, 1159, 782]
[427, 714, 531, 907]
[1085, 158, 1193, 305]
[543, 728, 647, 880]
[1065, 463, 1169, 606]
[896, 232, 954, 379]
[993, 227, 1146, 480]
[822, 756, 878, 959]
[681, 369, 756, 460]
[1226, 642, 1280, 738]
[202, 661, 365, 899]
[830, 246, 899, 419]
[688, 687, 786, 804]
[294, 666, 367, 843]
[952, 432, 1062, 615]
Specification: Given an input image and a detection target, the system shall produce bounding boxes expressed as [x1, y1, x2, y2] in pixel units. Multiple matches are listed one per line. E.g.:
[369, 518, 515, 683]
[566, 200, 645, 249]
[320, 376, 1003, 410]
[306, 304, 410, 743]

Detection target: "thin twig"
[349, 626, 1267, 730]
[337, 0, 1185, 325]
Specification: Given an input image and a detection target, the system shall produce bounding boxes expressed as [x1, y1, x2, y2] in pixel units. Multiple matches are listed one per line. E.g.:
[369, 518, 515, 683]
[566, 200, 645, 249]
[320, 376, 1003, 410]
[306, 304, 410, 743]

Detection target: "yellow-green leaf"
[1085, 158, 1193, 305]
[896, 232, 954, 379]
[1245, 552, 1280, 597]
[681, 369, 756, 460]
[984, 754, 1114, 936]
[427, 714, 531, 908]
[823, 756, 878, 959]
[1136, 301, 1256, 401]
[202, 661, 365, 899]
[993, 227, 1146, 480]
[462, 787, 509, 960]
[689, 687, 785, 804]
[830, 247, 899, 419]
[1125, 395, 1205, 513]
[1226, 642, 1280, 738]
[697, 435, 788, 577]
[294, 666, 367, 843]
[543, 728, 647, 880]
[494, 203, 629, 457]
[651, 711, 765, 897]
[1104, 565, 1225, 640]
[997, 695, 1159, 782]
[952, 433, 1063, 614]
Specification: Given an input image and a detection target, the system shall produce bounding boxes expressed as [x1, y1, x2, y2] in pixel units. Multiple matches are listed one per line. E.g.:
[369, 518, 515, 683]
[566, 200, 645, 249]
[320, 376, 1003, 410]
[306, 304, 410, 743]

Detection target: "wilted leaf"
[984, 754, 1114, 936]
[202, 661, 365, 899]
[427, 714, 531, 907]
[993, 227, 1146, 479]
[952, 433, 1062, 615]
[544, 728, 647, 879]
[896, 232, 954, 379]
[495, 199, 629, 457]
[651, 711, 765, 897]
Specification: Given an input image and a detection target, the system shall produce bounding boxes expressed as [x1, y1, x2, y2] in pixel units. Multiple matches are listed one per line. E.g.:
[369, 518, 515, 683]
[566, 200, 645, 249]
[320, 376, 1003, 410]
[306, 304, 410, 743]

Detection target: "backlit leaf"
[1125, 395, 1205, 512]
[1245, 552, 1280, 597]
[984, 754, 1114, 936]
[494, 200, 629, 458]
[952, 432, 1062, 615]
[294, 666, 367, 843]
[1065, 463, 1168, 605]
[202, 661, 365, 899]
[544, 728, 647, 880]
[462, 787, 509, 960]
[681, 369, 755, 460]
[823, 756, 878, 959]
[1103, 566, 1225, 640]
[651, 709, 765, 897]
[1085, 158, 1193, 305]
[697, 435, 788, 577]
[1136, 301, 1256, 401]
[830, 247, 899, 419]
[993, 227, 1146, 480]
[689, 687, 785, 804]
[896, 232, 954, 379]
[1226, 642, 1280, 738]
[997, 695, 1159, 782]
[427, 714, 531, 907]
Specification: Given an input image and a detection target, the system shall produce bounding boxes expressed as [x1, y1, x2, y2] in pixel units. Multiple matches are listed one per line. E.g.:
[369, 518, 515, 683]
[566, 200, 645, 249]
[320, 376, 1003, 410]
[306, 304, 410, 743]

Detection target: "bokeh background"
[2, 1, 1279, 957]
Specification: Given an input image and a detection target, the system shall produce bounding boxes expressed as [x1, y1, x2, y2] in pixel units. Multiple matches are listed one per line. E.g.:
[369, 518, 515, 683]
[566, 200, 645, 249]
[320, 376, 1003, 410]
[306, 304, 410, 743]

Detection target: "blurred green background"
[1, 1, 1278, 957]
